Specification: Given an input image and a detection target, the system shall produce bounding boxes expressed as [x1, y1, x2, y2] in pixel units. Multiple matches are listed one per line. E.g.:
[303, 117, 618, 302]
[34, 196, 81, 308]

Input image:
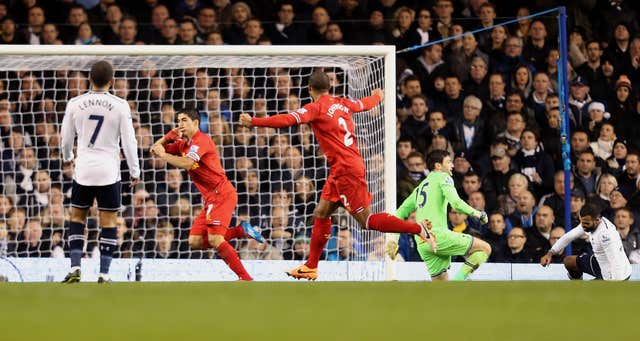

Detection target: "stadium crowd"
[0, 0, 639, 265]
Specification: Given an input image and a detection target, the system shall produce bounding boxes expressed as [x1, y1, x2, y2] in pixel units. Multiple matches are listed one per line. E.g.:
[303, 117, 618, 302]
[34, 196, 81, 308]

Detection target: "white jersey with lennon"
[61, 90, 140, 186]
[550, 217, 632, 280]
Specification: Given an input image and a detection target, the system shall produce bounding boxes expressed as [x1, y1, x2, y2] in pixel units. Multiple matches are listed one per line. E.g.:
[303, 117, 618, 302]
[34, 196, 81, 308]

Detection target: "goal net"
[0, 45, 396, 264]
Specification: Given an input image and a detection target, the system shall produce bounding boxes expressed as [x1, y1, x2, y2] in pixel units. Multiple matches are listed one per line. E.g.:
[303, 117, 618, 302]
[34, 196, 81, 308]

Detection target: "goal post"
[0, 44, 396, 266]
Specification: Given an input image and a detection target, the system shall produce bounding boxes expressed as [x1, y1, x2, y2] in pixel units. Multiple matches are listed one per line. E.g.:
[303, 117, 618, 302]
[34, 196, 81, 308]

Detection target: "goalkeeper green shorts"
[414, 229, 473, 277]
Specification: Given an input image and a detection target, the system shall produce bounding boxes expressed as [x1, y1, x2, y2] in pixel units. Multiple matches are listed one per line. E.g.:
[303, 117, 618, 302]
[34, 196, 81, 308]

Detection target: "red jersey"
[252, 94, 381, 177]
[164, 130, 230, 201]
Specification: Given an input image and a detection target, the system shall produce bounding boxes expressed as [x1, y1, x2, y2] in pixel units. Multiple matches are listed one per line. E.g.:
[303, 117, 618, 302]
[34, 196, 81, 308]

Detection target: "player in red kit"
[239, 71, 435, 280]
[151, 108, 263, 281]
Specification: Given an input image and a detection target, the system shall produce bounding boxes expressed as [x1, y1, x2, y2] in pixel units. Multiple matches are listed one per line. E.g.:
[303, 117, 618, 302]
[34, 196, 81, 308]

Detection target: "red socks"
[305, 217, 332, 269]
[367, 213, 421, 234]
[216, 241, 252, 281]
[225, 225, 246, 241]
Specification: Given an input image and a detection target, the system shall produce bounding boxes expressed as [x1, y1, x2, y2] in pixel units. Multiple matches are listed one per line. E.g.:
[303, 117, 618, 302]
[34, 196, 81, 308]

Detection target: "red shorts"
[320, 173, 372, 214]
[190, 181, 238, 247]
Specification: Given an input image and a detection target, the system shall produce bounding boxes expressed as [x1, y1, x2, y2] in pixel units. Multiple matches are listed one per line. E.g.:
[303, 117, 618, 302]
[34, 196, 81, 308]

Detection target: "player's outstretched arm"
[345, 88, 384, 113]
[239, 112, 299, 129]
[440, 176, 484, 220]
[544, 225, 586, 263]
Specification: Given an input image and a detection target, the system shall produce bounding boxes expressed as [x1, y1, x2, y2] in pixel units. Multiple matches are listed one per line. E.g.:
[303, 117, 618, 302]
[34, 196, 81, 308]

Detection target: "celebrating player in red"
[239, 71, 434, 280]
[151, 108, 263, 281]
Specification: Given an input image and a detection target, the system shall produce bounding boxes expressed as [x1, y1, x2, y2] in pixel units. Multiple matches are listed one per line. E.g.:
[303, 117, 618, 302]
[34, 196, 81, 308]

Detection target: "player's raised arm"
[60, 106, 76, 163]
[119, 106, 141, 183]
[152, 128, 184, 155]
[344, 88, 384, 113]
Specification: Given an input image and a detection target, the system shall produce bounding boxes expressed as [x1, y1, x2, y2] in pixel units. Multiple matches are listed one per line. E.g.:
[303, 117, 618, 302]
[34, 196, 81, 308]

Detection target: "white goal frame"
[0, 43, 397, 213]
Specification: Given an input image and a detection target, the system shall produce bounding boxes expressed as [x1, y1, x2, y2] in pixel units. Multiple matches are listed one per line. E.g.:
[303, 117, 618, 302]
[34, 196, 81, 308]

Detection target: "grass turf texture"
[1, 281, 637, 341]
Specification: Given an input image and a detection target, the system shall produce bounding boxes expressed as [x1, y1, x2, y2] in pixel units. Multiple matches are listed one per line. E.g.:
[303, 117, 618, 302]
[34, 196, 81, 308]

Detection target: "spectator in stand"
[41, 23, 62, 45]
[491, 36, 532, 80]
[400, 95, 429, 153]
[461, 171, 482, 202]
[523, 20, 551, 72]
[177, 19, 202, 45]
[604, 139, 628, 178]
[307, 6, 330, 45]
[223, 1, 251, 45]
[16, 218, 50, 257]
[452, 95, 489, 168]
[498, 111, 528, 157]
[160, 18, 179, 45]
[20, 5, 46, 45]
[396, 75, 422, 121]
[576, 41, 606, 101]
[484, 212, 508, 262]
[483, 147, 517, 212]
[574, 150, 600, 196]
[502, 226, 534, 263]
[614, 207, 640, 259]
[240, 18, 263, 45]
[507, 189, 537, 230]
[0, 17, 26, 44]
[397, 151, 427, 204]
[617, 152, 640, 199]
[464, 56, 489, 100]
[448, 33, 488, 83]
[323, 22, 343, 45]
[267, 1, 304, 45]
[411, 43, 448, 96]
[526, 205, 555, 262]
[514, 129, 554, 197]
[438, 75, 464, 120]
[74, 22, 100, 45]
[115, 16, 141, 45]
[197, 6, 218, 35]
[593, 173, 618, 211]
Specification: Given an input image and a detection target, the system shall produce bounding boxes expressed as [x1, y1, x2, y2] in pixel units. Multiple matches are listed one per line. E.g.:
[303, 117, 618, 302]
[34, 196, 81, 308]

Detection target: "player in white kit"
[60, 61, 140, 283]
[540, 202, 632, 281]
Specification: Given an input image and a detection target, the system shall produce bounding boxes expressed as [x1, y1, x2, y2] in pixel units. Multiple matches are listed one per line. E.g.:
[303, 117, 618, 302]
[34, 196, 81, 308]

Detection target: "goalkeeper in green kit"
[392, 150, 492, 280]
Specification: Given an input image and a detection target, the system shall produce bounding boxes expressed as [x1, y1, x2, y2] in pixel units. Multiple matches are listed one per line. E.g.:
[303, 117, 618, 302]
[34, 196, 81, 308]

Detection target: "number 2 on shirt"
[337, 117, 354, 147]
[88, 114, 104, 147]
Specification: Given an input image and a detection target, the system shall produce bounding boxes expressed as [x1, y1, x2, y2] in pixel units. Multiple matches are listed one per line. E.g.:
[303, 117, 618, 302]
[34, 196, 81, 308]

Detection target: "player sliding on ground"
[151, 108, 263, 281]
[239, 71, 435, 281]
[393, 150, 492, 281]
[540, 201, 631, 281]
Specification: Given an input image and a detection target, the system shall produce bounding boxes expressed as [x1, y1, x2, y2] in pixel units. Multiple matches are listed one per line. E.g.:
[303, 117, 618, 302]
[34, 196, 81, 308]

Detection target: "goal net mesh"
[0, 53, 389, 262]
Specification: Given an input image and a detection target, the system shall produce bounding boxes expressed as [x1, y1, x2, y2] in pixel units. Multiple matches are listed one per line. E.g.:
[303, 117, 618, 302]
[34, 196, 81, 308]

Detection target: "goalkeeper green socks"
[451, 251, 488, 281]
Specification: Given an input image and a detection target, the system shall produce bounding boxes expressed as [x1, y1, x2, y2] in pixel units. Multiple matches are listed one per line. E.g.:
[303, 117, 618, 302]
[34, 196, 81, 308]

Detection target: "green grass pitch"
[1, 281, 638, 341]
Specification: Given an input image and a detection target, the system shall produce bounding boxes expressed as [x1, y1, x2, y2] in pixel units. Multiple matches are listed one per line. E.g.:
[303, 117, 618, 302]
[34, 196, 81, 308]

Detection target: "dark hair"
[580, 201, 602, 218]
[426, 150, 450, 171]
[176, 107, 200, 122]
[397, 135, 414, 147]
[89, 60, 113, 88]
[309, 71, 330, 92]
[407, 151, 425, 161]
[463, 170, 480, 180]
[403, 75, 420, 85]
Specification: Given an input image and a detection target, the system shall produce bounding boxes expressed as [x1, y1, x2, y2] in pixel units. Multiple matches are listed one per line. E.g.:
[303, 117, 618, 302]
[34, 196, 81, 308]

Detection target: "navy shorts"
[71, 180, 121, 211]
[576, 253, 603, 279]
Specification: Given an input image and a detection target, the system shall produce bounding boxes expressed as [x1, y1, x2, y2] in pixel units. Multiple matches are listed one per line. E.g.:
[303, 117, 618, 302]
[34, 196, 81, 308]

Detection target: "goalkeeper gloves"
[477, 211, 488, 225]
[385, 241, 399, 260]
